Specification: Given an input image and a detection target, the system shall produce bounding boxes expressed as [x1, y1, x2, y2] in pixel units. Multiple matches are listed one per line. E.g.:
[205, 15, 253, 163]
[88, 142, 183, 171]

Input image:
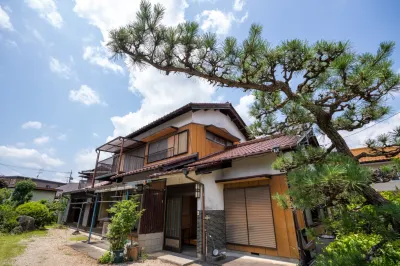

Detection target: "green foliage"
[40, 198, 68, 224]
[16, 202, 50, 228]
[315, 234, 400, 266]
[381, 190, 400, 205]
[98, 251, 113, 264]
[273, 152, 372, 209]
[0, 188, 11, 204]
[0, 179, 7, 189]
[11, 180, 36, 206]
[107, 198, 144, 251]
[0, 203, 18, 233]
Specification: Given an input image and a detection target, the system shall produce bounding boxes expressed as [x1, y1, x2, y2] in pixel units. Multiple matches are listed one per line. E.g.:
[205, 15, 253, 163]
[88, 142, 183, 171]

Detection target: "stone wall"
[197, 210, 225, 259]
[138, 232, 164, 253]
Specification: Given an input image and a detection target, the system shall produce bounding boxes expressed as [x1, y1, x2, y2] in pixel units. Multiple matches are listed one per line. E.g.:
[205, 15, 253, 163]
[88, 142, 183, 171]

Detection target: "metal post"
[72, 205, 83, 234]
[91, 150, 101, 188]
[88, 194, 100, 243]
[126, 190, 129, 200]
[117, 138, 125, 174]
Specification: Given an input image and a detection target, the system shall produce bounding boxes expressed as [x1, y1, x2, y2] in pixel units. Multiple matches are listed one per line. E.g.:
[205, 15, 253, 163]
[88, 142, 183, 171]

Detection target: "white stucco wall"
[134, 111, 192, 141]
[192, 110, 246, 141]
[198, 172, 224, 210]
[220, 153, 281, 181]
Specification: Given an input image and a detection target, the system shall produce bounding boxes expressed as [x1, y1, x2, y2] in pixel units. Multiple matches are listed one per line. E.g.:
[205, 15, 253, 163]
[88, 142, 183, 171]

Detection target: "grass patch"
[0, 230, 47, 266]
[69, 235, 88, 242]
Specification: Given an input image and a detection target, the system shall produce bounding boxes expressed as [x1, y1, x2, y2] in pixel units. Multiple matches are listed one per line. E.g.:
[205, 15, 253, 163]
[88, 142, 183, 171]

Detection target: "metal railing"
[146, 147, 178, 163]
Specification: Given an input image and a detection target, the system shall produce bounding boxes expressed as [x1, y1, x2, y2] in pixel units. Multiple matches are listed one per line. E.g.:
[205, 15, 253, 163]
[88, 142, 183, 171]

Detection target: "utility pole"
[69, 170, 73, 183]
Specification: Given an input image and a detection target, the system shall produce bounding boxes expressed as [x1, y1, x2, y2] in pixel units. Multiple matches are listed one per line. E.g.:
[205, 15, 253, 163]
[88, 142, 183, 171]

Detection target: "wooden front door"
[164, 196, 182, 252]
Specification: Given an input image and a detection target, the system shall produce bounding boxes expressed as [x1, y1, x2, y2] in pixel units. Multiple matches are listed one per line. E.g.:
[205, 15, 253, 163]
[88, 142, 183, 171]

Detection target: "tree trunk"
[318, 119, 390, 206]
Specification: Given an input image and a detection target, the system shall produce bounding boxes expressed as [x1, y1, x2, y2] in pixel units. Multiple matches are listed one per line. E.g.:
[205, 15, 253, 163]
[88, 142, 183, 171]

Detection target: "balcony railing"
[147, 147, 183, 163]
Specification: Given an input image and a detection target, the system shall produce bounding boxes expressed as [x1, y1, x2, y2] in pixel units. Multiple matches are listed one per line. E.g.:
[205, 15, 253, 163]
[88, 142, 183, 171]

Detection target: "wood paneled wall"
[224, 175, 302, 259]
[143, 123, 226, 167]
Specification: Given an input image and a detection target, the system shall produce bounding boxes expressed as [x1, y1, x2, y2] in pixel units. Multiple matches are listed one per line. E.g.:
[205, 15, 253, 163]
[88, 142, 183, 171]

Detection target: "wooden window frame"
[147, 130, 189, 164]
[206, 131, 233, 147]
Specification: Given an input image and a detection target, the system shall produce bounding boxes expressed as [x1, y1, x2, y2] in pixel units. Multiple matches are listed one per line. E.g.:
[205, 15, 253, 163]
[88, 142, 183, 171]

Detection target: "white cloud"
[69, 85, 104, 106]
[233, 0, 245, 11]
[32, 28, 45, 43]
[92, 132, 99, 138]
[83, 46, 124, 74]
[5, 39, 18, 49]
[109, 67, 215, 139]
[0, 5, 13, 31]
[57, 134, 67, 141]
[22, 121, 42, 129]
[24, 0, 63, 28]
[234, 94, 255, 125]
[74, 149, 108, 171]
[16, 142, 26, 147]
[196, 9, 247, 35]
[33, 136, 50, 145]
[49, 57, 72, 79]
[0, 145, 64, 168]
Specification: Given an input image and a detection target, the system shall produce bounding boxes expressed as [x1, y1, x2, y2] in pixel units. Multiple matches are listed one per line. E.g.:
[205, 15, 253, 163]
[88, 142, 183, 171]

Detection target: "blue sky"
[0, 0, 399, 182]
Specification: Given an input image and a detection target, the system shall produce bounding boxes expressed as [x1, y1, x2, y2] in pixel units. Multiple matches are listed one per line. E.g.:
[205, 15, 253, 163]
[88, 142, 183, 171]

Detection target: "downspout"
[183, 168, 206, 261]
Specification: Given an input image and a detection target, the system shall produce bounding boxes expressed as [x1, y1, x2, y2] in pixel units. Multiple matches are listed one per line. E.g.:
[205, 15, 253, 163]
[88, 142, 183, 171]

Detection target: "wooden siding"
[139, 189, 165, 234]
[224, 175, 302, 259]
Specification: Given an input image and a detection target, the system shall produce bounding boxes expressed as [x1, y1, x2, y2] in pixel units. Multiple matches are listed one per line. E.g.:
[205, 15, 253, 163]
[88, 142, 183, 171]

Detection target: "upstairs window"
[206, 131, 233, 146]
[147, 131, 188, 163]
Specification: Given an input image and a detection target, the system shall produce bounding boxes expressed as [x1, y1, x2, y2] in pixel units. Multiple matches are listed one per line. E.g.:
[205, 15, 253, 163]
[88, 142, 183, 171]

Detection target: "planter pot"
[126, 246, 140, 261]
[112, 249, 124, 263]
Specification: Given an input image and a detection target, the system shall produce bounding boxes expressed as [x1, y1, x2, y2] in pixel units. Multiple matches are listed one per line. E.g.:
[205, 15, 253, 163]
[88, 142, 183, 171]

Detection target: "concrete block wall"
[197, 210, 226, 260]
[138, 232, 164, 253]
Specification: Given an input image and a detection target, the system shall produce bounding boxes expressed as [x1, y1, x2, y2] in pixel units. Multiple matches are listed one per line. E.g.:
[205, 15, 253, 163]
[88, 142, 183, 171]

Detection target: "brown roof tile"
[351, 147, 400, 163]
[189, 135, 300, 167]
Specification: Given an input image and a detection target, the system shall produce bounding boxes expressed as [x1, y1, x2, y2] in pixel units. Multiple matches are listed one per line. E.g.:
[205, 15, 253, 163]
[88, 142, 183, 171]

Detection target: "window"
[206, 131, 233, 146]
[147, 131, 188, 163]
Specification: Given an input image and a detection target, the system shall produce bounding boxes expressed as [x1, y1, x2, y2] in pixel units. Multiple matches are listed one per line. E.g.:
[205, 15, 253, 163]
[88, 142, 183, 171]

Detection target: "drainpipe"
[88, 193, 100, 243]
[183, 168, 206, 261]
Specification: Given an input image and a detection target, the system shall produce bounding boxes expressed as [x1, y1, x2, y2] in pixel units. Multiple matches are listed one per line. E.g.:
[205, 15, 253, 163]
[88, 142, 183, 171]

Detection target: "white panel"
[192, 110, 246, 141]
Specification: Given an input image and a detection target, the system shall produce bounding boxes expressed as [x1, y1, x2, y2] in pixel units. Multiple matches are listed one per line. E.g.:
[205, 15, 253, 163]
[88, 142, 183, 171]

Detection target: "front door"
[164, 196, 182, 252]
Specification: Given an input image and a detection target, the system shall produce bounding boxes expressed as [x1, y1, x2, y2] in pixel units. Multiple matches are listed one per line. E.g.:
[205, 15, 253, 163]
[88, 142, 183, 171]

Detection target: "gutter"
[183, 168, 206, 261]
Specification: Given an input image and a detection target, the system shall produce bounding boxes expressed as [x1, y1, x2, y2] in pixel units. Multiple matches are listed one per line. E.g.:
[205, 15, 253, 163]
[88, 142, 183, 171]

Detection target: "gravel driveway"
[12, 228, 175, 266]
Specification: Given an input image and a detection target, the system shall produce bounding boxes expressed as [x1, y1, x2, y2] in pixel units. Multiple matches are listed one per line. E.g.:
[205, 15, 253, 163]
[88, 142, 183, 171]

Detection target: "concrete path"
[69, 241, 107, 260]
[151, 251, 201, 266]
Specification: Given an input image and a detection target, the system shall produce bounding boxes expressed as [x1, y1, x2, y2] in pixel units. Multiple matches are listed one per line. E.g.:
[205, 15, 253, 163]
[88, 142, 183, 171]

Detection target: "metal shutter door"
[245, 186, 277, 248]
[224, 188, 248, 245]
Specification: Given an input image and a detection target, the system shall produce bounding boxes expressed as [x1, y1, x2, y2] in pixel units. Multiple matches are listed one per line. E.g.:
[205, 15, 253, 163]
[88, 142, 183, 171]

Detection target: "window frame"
[146, 130, 189, 164]
[206, 131, 233, 146]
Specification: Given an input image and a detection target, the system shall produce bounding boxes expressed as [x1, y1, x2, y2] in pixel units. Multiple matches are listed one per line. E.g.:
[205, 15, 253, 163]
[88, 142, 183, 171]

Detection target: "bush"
[98, 251, 113, 264]
[16, 202, 50, 228]
[315, 234, 400, 266]
[11, 180, 36, 206]
[0, 203, 18, 233]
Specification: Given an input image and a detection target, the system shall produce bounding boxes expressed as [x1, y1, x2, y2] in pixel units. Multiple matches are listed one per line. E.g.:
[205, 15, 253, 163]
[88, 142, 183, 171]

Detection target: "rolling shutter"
[246, 186, 276, 248]
[224, 186, 276, 248]
[224, 188, 248, 245]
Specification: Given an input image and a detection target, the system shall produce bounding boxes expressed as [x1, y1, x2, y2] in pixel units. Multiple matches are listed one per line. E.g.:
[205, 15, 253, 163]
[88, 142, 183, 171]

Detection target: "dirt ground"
[12, 228, 175, 266]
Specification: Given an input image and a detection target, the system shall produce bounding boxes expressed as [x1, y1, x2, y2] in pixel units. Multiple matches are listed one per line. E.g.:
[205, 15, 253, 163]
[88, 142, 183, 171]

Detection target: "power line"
[0, 162, 70, 174]
[342, 111, 400, 139]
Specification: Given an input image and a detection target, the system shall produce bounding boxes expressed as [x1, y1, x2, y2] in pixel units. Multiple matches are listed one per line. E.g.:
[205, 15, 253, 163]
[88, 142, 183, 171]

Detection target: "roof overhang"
[141, 126, 178, 142]
[205, 125, 241, 142]
[96, 136, 144, 153]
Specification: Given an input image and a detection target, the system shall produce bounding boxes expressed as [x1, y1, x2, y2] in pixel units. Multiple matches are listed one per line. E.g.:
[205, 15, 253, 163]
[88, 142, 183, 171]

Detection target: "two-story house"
[64, 102, 313, 263]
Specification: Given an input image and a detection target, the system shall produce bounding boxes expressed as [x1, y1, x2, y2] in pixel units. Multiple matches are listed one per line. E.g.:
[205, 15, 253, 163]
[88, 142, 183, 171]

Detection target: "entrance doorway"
[164, 184, 197, 256]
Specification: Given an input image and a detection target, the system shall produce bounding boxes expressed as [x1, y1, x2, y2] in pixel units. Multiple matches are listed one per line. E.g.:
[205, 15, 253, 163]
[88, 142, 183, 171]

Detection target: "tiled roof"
[189, 135, 300, 167]
[112, 153, 199, 179]
[125, 102, 249, 140]
[351, 147, 400, 163]
[83, 181, 111, 189]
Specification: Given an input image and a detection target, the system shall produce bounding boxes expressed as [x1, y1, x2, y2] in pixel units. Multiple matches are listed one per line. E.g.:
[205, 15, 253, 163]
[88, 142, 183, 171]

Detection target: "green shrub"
[0, 188, 11, 204]
[0, 203, 18, 233]
[315, 234, 400, 266]
[16, 202, 50, 228]
[11, 180, 36, 206]
[98, 251, 113, 264]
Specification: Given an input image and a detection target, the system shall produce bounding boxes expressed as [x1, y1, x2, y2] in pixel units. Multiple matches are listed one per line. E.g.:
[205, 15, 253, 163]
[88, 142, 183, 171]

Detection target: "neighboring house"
[56, 183, 80, 198]
[1, 176, 65, 201]
[352, 147, 400, 191]
[64, 102, 313, 262]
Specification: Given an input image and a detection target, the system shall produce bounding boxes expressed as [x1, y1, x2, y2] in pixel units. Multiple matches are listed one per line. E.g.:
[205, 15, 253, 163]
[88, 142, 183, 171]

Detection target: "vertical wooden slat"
[245, 186, 276, 248]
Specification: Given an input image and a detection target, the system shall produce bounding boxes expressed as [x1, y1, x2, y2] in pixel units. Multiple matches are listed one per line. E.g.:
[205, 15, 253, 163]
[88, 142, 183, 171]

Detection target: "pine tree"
[107, 1, 400, 206]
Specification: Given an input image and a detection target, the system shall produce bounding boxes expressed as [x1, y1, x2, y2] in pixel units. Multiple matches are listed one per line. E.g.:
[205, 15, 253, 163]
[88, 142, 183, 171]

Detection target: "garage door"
[224, 186, 276, 248]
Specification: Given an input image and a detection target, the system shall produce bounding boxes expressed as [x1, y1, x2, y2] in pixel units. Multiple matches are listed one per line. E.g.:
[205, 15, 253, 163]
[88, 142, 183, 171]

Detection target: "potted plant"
[126, 241, 140, 261]
[107, 198, 144, 263]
